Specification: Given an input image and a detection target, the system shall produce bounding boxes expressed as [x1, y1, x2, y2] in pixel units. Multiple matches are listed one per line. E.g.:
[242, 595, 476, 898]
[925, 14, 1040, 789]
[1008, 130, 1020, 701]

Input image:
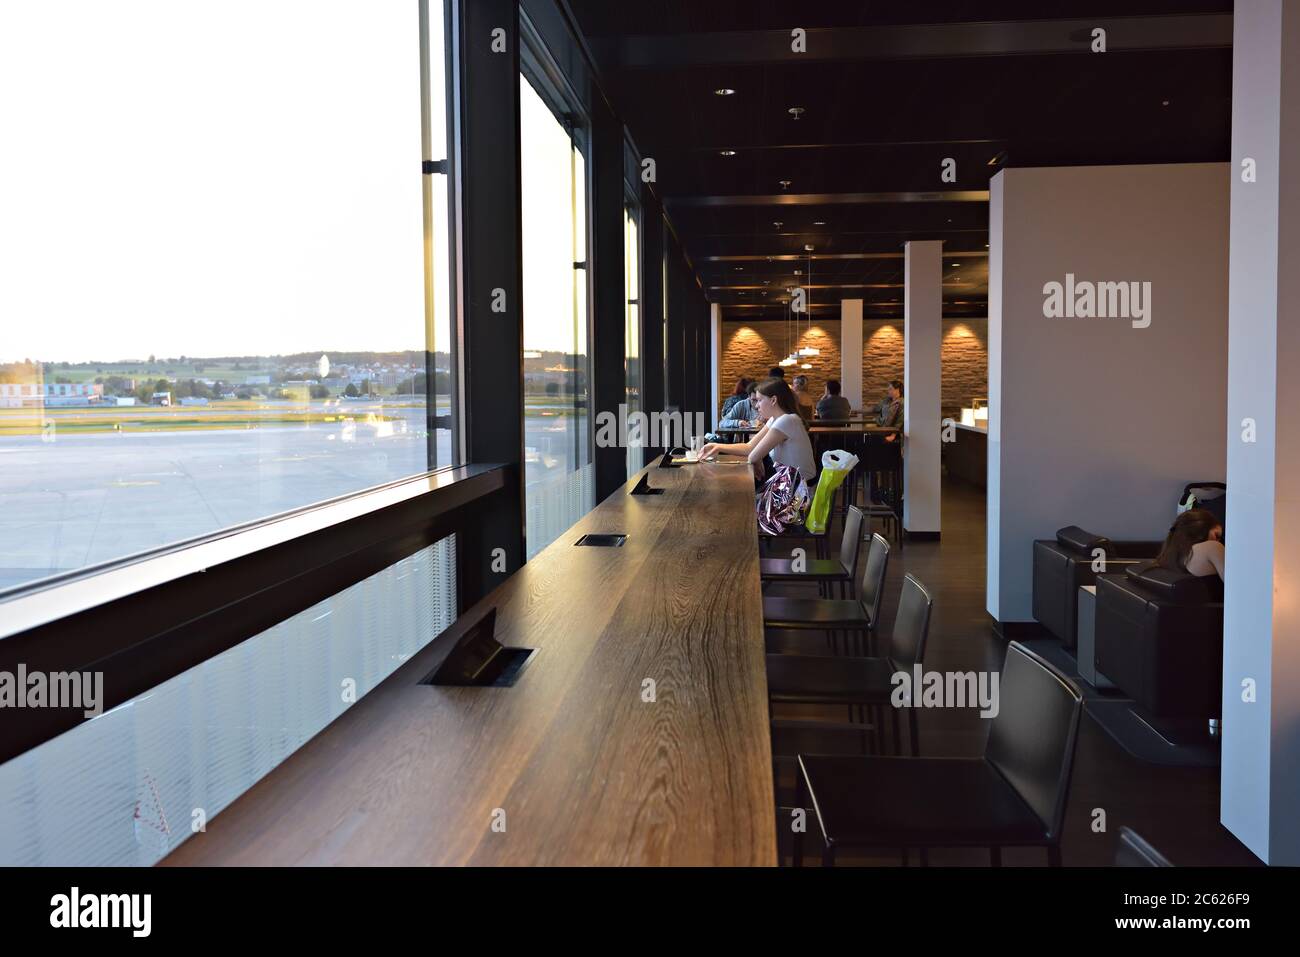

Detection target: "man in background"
[816, 379, 852, 420]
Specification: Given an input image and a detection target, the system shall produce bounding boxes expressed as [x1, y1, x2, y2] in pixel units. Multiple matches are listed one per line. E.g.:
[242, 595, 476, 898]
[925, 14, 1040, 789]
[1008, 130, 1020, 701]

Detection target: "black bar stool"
[763, 532, 891, 655]
[792, 642, 1084, 867]
[766, 573, 932, 754]
[759, 506, 864, 599]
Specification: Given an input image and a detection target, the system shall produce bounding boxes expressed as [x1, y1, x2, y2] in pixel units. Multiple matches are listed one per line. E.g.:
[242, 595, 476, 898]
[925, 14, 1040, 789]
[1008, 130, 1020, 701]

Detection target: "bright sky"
[519, 75, 587, 355]
[0, 1, 451, 364]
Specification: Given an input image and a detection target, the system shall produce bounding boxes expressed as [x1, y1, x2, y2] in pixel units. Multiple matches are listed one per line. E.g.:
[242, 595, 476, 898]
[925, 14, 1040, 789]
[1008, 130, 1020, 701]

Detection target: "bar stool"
[766, 572, 931, 754]
[859, 434, 903, 547]
[763, 532, 891, 656]
[792, 642, 1084, 867]
[759, 506, 864, 598]
[759, 482, 840, 559]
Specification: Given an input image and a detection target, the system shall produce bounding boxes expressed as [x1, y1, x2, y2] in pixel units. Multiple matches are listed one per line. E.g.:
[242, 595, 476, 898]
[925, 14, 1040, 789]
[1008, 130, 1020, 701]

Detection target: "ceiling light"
[719, 149, 736, 156]
[805, 244, 815, 252]
[951, 263, 960, 267]
[1161, 99, 1170, 106]
[715, 88, 736, 96]
[779, 179, 792, 189]
[788, 107, 805, 119]
[813, 220, 826, 226]
[987, 150, 1008, 167]
[773, 221, 783, 228]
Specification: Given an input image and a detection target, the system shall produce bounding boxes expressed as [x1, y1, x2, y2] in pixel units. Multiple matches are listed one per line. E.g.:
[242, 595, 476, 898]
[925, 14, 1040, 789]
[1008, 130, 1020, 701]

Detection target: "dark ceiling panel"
[565, 2, 1233, 319]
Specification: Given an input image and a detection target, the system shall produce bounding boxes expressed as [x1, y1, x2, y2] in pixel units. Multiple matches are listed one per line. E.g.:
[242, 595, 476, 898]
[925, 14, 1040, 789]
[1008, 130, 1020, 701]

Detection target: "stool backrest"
[985, 642, 1084, 841]
[858, 532, 890, 625]
[886, 573, 932, 666]
[838, 506, 866, 578]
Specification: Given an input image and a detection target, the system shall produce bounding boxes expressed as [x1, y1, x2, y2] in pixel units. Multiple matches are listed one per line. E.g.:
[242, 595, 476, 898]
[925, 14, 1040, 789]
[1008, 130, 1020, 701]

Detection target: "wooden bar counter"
[163, 458, 775, 866]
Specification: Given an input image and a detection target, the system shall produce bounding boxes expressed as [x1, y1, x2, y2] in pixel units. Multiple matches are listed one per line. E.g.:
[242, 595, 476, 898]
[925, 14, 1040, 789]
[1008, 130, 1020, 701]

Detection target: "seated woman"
[720, 377, 751, 419]
[699, 378, 817, 534]
[1154, 507, 1225, 598]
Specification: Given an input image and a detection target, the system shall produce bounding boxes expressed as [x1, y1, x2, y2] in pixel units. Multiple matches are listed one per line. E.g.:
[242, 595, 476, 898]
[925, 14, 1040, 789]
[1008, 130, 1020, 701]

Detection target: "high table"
[162, 458, 776, 866]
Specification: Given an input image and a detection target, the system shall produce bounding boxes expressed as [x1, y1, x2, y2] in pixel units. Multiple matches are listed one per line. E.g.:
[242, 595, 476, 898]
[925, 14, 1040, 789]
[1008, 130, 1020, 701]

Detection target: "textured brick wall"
[719, 320, 841, 413]
[720, 316, 987, 420]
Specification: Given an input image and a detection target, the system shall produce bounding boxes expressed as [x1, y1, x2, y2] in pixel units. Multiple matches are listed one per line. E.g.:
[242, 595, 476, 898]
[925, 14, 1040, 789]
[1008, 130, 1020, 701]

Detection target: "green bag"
[804, 450, 857, 534]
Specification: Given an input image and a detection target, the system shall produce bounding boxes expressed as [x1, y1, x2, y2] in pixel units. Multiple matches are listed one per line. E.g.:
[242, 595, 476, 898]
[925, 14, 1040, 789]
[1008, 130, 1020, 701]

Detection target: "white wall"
[1222, 0, 1300, 865]
[904, 241, 942, 535]
[987, 163, 1229, 622]
[840, 298, 863, 411]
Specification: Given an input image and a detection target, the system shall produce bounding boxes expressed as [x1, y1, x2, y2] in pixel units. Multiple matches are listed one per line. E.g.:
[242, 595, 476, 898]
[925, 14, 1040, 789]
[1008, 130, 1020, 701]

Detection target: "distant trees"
[309, 384, 329, 399]
[344, 383, 360, 397]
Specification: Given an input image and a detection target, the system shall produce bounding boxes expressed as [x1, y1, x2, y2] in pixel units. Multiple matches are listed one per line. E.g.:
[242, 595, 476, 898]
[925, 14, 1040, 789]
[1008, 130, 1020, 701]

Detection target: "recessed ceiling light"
[773, 221, 783, 228]
[779, 179, 792, 189]
[805, 244, 815, 251]
[813, 220, 826, 225]
[715, 88, 735, 96]
[1161, 99, 1170, 106]
[734, 266, 743, 271]
[719, 149, 736, 156]
[788, 107, 805, 119]
[951, 263, 960, 267]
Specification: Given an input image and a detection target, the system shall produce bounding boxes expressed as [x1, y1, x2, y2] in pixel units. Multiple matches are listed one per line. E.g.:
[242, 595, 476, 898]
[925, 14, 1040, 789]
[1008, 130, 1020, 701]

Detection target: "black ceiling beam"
[589, 15, 1231, 69]
[670, 190, 990, 207]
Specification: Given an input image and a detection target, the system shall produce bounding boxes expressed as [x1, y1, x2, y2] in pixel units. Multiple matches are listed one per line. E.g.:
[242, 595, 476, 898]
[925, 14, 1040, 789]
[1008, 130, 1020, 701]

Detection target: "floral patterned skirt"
[756, 464, 810, 535]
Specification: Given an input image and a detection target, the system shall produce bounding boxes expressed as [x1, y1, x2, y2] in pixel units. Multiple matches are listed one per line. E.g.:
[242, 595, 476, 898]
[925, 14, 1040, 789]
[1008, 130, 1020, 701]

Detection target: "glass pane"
[520, 75, 593, 558]
[624, 204, 642, 477]
[0, 1, 455, 593]
[0, 537, 456, 865]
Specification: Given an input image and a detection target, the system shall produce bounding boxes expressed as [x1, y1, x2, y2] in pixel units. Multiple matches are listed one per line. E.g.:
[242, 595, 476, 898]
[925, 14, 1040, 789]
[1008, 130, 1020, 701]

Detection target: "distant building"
[0, 382, 103, 408]
[178, 396, 209, 406]
[243, 374, 271, 385]
[150, 391, 173, 406]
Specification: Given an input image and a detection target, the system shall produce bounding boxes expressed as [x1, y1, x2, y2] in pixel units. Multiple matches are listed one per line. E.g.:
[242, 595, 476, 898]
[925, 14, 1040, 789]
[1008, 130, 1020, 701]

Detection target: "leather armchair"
[1094, 564, 1223, 720]
[1032, 526, 1160, 649]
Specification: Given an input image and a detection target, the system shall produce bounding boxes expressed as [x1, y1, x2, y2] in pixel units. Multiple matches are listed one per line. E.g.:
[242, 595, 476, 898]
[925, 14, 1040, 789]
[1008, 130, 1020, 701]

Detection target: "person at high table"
[699, 378, 817, 534]
[876, 379, 903, 443]
[720, 377, 752, 419]
[717, 380, 760, 430]
[816, 379, 852, 420]
[791, 374, 816, 422]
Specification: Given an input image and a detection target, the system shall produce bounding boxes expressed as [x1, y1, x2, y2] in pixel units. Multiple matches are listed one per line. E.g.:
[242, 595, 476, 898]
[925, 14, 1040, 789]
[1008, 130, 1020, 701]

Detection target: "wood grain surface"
[162, 459, 775, 866]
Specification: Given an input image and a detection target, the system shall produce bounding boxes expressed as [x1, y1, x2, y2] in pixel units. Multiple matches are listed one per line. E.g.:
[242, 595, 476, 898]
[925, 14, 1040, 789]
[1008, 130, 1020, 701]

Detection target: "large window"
[624, 198, 643, 477]
[520, 71, 593, 558]
[0, 1, 455, 594]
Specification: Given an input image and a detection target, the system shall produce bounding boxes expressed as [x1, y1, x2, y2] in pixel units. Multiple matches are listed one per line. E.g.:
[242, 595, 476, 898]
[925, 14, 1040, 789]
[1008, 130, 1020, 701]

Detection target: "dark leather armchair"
[1094, 564, 1223, 720]
[1032, 526, 1161, 649]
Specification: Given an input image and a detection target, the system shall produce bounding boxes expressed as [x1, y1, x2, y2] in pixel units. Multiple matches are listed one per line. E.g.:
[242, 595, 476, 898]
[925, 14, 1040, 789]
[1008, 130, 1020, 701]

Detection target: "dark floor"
[765, 478, 1261, 867]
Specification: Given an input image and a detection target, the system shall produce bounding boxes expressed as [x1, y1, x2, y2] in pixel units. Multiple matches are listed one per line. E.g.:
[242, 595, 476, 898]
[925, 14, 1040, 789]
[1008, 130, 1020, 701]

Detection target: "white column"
[839, 298, 863, 410]
[709, 302, 722, 430]
[903, 240, 942, 536]
[1222, 0, 1300, 864]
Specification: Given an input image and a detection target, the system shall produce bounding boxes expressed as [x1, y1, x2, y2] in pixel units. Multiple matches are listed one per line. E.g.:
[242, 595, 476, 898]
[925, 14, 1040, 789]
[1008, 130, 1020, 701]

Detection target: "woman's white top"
[1186, 539, 1225, 579]
[767, 412, 817, 481]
